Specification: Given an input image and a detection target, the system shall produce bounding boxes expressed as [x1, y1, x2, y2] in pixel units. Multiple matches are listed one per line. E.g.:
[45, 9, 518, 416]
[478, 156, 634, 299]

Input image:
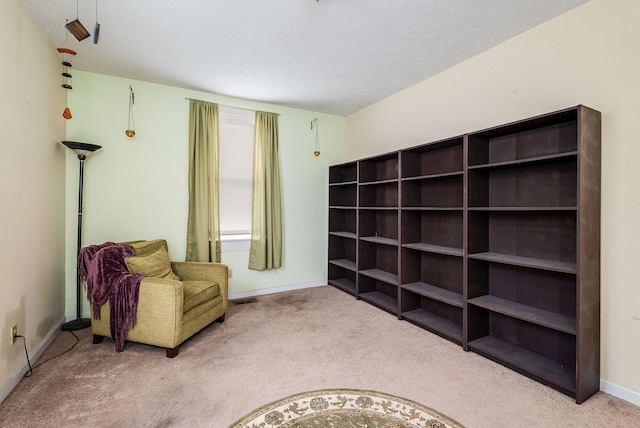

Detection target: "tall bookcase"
[399, 137, 465, 345]
[328, 162, 358, 296]
[328, 105, 601, 403]
[358, 153, 399, 315]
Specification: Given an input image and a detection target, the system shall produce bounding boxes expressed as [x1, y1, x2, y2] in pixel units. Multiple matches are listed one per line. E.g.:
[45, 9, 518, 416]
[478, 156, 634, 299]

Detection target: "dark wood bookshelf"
[328, 162, 359, 296]
[466, 105, 600, 403]
[356, 153, 400, 308]
[328, 105, 600, 403]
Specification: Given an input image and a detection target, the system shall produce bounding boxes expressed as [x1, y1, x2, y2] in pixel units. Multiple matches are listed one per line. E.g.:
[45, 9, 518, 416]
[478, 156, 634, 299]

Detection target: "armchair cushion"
[124, 246, 181, 281]
[183, 280, 220, 312]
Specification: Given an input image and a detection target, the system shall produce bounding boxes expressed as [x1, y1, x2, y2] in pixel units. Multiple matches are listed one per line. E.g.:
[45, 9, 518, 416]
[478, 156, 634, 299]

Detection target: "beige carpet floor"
[0, 285, 638, 427]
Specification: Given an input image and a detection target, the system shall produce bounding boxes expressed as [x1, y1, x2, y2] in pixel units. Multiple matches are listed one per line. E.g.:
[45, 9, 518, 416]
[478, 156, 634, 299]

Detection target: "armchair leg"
[166, 346, 180, 358]
[93, 335, 104, 344]
[216, 314, 226, 323]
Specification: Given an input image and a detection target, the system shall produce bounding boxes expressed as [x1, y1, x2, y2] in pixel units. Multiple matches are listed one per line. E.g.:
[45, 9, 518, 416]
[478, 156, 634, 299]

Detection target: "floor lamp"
[61, 140, 102, 331]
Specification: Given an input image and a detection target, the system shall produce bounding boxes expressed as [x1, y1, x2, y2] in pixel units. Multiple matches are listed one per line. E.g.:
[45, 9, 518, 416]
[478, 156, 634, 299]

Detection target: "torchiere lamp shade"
[62, 141, 102, 159]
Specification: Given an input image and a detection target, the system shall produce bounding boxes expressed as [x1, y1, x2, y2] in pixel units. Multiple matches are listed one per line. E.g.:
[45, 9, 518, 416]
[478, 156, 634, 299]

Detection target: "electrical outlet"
[228, 269, 233, 278]
[10, 325, 17, 345]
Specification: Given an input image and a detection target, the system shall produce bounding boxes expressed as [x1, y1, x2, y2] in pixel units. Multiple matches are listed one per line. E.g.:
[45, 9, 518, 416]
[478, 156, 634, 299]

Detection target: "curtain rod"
[184, 97, 280, 116]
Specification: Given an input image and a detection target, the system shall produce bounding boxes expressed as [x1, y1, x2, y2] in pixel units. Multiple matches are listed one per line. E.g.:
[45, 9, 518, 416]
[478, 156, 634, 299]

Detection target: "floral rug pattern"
[230, 389, 464, 427]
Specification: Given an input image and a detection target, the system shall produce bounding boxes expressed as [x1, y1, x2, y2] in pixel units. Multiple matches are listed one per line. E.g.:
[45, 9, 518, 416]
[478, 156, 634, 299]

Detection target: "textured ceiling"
[22, 0, 589, 116]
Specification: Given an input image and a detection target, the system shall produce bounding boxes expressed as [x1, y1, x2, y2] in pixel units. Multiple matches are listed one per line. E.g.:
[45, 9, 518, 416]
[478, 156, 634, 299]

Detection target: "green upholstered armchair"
[91, 239, 228, 357]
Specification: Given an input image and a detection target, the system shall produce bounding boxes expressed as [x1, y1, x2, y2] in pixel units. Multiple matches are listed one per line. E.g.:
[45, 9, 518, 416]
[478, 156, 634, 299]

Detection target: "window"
[218, 105, 255, 237]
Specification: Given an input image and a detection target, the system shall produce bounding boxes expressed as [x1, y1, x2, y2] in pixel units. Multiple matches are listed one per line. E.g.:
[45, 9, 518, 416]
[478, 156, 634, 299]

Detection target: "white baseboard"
[0, 316, 65, 404]
[229, 281, 326, 300]
[601, 378, 640, 406]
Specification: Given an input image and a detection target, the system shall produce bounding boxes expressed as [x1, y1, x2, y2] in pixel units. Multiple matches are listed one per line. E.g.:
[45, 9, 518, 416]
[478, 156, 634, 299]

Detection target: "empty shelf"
[468, 252, 576, 274]
[468, 295, 576, 335]
[401, 309, 462, 343]
[329, 231, 357, 239]
[359, 291, 398, 314]
[468, 336, 576, 395]
[328, 259, 356, 271]
[329, 278, 356, 295]
[468, 151, 578, 171]
[402, 243, 463, 257]
[360, 236, 399, 246]
[359, 269, 398, 285]
[401, 171, 464, 181]
[402, 282, 463, 308]
[468, 207, 577, 211]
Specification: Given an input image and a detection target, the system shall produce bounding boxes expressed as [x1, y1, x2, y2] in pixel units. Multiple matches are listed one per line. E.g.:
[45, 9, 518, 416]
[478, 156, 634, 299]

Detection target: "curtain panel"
[186, 99, 222, 263]
[249, 111, 282, 271]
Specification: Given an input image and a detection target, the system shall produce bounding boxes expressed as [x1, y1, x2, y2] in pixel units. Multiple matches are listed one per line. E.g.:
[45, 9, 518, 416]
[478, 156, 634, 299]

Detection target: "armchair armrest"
[171, 262, 229, 315]
[171, 262, 228, 296]
[132, 277, 184, 346]
[92, 276, 185, 348]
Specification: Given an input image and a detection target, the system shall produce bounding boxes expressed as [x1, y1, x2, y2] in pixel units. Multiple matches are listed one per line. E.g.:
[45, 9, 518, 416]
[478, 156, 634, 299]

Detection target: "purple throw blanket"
[79, 242, 145, 352]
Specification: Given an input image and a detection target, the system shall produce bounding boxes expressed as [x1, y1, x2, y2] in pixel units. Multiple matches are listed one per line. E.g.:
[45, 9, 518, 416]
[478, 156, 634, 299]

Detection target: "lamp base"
[61, 318, 91, 331]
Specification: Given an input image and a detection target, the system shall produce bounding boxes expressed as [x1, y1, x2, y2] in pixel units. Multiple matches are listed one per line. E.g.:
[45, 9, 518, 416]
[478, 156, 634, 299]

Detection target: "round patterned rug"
[230, 388, 465, 427]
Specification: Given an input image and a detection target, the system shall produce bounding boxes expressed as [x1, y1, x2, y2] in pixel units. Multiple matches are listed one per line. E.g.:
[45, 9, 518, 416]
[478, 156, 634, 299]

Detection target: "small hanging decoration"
[126, 86, 136, 137]
[57, 25, 76, 120]
[65, 0, 91, 41]
[311, 117, 320, 156]
[93, 0, 101, 44]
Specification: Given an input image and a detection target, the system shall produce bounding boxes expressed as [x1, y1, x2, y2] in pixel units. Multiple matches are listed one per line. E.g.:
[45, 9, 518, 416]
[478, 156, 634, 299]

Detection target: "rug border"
[229, 388, 465, 427]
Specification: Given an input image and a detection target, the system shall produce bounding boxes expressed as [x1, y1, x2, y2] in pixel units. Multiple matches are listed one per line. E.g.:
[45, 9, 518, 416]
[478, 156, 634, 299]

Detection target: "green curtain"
[248, 111, 282, 270]
[186, 100, 221, 263]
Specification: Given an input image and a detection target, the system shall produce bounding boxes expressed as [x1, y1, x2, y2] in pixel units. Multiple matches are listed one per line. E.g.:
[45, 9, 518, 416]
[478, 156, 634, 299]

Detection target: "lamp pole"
[61, 141, 102, 331]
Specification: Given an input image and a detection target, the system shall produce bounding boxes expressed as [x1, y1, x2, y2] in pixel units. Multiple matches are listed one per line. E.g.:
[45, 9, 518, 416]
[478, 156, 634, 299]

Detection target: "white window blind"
[218, 105, 255, 235]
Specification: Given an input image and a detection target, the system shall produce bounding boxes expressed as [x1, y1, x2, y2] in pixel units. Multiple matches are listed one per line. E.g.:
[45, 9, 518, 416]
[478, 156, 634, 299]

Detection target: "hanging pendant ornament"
[57, 25, 75, 119]
[126, 86, 136, 137]
[65, 0, 91, 41]
[93, 0, 101, 44]
[311, 117, 320, 156]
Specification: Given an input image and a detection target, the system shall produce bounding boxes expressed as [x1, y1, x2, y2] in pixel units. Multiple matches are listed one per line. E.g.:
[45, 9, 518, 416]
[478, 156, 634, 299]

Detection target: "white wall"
[0, 0, 67, 399]
[346, 0, 640, 398]
[65, 71, 345, 313]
